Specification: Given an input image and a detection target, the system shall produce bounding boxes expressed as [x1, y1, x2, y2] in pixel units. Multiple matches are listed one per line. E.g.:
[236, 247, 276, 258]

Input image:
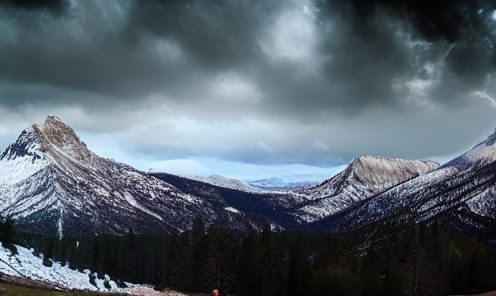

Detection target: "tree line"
[6, 217, 496, 296]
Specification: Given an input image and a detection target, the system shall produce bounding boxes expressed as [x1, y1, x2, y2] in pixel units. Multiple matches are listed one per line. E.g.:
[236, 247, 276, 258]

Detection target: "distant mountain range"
[181, 174, 261, 192]
[1, 116, 495, 247]
[180, 175, 319, 192]
[247, 177, 318, 191]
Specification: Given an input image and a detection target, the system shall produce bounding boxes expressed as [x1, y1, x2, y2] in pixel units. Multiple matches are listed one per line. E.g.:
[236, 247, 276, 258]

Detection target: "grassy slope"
[0, 281, 126, 296]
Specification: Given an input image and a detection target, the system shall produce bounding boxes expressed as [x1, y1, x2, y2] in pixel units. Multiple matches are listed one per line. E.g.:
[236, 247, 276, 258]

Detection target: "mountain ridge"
[0, 116, 292, 236]
[294, 155, 439, 223]
[320, 130, 496, 246]
[3, 115, 493, 248]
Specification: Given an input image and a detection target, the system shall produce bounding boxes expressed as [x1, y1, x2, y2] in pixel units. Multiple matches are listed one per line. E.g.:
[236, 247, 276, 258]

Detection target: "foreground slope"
[0, 116, 293, 236]
[295, 156, 439, 222]
[327, 131, 496, 245]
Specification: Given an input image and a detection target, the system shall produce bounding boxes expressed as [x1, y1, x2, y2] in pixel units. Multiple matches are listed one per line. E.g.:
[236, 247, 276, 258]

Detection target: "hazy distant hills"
[180, 175, 319, 192]
[1, 116, 495, 247]
[180, 174, 261, 192]
[247, 177, 318, 191]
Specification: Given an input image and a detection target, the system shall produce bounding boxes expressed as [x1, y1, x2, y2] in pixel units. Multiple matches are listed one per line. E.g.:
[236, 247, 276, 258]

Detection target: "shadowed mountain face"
[0, 116, 299, 236]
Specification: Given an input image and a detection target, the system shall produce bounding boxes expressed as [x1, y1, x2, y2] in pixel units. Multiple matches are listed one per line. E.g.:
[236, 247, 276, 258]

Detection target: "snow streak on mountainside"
[182, 174, 261, 192]
[330, 131, 496, 245]
[0, 116, 288, 236]
[296, 156, 439, 223]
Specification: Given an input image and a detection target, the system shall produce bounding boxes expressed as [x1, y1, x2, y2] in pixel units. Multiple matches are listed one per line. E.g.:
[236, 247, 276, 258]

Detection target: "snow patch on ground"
[0, 242, 181, 294]
[0, 243, 105, 291]
[225, 206, 240, 214]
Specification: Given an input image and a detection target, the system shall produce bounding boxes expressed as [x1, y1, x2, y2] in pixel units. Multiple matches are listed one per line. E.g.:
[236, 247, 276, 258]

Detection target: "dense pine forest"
[4, 217, 494, 296]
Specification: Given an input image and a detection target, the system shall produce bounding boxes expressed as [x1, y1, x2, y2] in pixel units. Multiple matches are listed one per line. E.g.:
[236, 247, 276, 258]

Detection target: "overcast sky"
[1, 0, 496, 182]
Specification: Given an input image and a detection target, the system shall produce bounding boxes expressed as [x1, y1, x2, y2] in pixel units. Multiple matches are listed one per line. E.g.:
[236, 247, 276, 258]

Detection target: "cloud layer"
[1, 0, 496, 173]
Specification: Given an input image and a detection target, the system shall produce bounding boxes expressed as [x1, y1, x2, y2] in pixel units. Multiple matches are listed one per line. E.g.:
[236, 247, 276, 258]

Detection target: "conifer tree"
[0, 217, 15, 245]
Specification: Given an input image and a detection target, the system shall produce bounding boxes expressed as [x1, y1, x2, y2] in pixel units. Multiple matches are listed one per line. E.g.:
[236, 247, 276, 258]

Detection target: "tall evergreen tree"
[0, 217, 15, 245]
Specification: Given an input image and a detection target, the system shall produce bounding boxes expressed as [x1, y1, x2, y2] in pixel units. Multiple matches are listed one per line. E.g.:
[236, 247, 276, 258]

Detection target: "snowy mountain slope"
[295, 156, 439, 223]
[325, 131, 496, 244]
[182, 174, 261, 192]
[0, 116, 293, 236]
[152, 173, 306, 231]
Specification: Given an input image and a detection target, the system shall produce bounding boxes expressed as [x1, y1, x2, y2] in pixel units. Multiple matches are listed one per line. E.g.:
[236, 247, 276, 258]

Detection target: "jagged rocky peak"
[295, 156, 440, 223]
[346, 156, 439, 184]
[43, 115, 83, 150]
[308, 156, 439, 197]
[41, 115, 93, 162]
[1, 115, 94, 164]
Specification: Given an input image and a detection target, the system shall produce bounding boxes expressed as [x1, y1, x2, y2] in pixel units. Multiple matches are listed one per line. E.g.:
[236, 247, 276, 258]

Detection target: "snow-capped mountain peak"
[296, 156, 439, 223]
[0, 124, 51, 185]
[345, 155, 439, 186]
[0, 116, 298, 236]
[442, 128, 496, 170]
[0, 116, 205, 236]
[326, 131, 496, 244]
[1, 125, 44, 161]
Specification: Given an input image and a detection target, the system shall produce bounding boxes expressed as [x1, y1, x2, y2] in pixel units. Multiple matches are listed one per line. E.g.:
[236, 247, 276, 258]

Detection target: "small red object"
[213, 289, 219, 296]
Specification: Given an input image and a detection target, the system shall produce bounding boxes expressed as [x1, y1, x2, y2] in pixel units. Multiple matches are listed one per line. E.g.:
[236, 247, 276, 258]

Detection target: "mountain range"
[0, 116, 495, 247]
[322, 130, 496, 246]
[247, 177, 318, 191]
[0, 116, 296, 236]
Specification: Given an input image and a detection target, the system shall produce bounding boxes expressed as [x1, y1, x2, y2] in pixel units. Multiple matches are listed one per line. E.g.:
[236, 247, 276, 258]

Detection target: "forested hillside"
[14, 219, 496, 296]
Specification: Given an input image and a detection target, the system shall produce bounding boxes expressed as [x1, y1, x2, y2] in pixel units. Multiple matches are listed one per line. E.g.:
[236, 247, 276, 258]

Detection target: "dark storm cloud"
[0, 0, 285, 110]
[313, 0, 496, 110]
[2, 0, 496, 168]
[0, 0, 197, 104]
[0, 0, 68, 15]
[319, 0, 472, 42]
[127, 0, 282, 70]
[348, 0, 496, 43]
[1, 0, 495, 117]
[256, 11, 413, 119]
